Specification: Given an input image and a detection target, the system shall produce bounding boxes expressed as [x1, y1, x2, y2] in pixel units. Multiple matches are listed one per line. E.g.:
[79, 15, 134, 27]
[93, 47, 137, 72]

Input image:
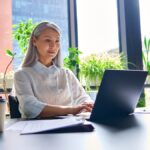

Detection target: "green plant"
[13, 19, 37, 54]
[142, 36, 150, 75]
[79, 52, 126, 90]
[3, 49, 16, 100]
[64, 47, 82, 72]
[137, 91, 145, 107]
[79, 54, 102, 90]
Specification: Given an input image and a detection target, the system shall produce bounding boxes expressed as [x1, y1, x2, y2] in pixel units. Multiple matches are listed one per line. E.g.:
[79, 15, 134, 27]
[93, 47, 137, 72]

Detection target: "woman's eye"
[45, 39, 50, 42]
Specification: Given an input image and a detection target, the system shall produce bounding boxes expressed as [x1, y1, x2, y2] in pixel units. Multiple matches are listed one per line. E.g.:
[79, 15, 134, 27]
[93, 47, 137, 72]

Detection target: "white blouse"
[14, 61, 92, 118]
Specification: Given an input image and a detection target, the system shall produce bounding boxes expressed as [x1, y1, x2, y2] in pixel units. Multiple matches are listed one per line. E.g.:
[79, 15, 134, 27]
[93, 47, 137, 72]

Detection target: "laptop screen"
[90, 70, 148, 122]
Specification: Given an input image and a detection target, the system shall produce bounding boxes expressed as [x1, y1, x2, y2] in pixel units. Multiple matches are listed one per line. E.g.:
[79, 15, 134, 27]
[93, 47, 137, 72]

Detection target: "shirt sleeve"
[14, 70, 46, 118]
[66, 70, 93, 105]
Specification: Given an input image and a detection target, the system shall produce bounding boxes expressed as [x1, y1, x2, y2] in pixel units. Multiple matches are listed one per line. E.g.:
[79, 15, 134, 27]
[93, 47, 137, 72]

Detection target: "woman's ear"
[32, 36, 37, 46]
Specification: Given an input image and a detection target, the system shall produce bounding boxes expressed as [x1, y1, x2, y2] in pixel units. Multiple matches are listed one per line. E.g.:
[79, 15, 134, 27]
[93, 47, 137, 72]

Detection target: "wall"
[0, 0, 13, 73]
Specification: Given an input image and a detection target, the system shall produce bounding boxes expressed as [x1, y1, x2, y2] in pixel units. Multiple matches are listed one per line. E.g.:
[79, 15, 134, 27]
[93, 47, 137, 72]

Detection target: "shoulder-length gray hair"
[21, 22, 63, 68]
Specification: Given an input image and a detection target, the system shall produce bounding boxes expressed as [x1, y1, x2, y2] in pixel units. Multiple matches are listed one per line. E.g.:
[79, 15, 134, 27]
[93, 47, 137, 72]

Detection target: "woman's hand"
[70, 102, 94, 115]
[81, 101, 94, 112]
[84, 101, 94, 108]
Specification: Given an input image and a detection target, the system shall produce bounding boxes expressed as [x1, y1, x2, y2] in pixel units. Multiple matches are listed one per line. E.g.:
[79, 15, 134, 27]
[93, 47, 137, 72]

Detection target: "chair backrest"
[8, 95, 21, 118]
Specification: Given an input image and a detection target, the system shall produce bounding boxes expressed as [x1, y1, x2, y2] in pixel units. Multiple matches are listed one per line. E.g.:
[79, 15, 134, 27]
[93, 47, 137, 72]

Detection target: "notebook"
[6, 117, 94, 134]
[81, 70, 148, 122]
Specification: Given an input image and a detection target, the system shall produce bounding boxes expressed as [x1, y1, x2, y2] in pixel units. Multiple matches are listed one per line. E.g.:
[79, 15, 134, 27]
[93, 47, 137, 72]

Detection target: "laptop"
[84, 70, 147, 123]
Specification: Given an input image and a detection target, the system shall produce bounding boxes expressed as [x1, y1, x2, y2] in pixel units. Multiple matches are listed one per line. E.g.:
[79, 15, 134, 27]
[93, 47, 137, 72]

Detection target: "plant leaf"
[144, 36, 148, 50]
[6, 49, 15, 57]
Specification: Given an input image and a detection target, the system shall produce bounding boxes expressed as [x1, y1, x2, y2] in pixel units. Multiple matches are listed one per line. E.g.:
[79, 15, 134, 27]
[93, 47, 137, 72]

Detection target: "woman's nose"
[49, 41, 55, 47]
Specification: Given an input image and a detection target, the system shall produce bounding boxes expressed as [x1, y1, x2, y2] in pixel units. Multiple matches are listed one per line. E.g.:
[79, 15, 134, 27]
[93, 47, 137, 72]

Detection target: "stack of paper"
[6, 117, 85, 135]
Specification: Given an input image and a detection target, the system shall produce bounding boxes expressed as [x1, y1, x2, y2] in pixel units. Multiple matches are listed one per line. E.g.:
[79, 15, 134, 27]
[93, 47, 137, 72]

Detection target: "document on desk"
[7, 117, 84, 135]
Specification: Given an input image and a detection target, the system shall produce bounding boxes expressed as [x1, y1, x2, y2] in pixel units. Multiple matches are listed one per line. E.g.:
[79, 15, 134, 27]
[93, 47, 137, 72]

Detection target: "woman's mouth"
[47, 51, 55, 54]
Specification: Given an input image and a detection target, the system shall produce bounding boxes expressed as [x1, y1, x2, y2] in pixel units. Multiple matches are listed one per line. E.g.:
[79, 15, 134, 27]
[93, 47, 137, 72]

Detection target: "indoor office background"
[0, 0, 150, 106]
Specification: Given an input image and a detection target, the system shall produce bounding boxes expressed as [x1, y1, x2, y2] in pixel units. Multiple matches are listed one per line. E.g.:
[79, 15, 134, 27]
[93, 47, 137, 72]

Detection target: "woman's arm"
[38, 104, 92, 118]
[14, 70, 47, 118]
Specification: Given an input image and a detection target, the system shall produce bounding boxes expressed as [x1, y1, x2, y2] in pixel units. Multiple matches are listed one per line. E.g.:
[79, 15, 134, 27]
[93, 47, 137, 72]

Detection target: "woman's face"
[33, 28, 60, 62]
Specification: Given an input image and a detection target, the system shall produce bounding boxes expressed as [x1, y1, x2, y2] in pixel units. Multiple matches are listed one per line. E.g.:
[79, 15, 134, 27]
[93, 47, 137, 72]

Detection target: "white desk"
[0, 114, 150, 150]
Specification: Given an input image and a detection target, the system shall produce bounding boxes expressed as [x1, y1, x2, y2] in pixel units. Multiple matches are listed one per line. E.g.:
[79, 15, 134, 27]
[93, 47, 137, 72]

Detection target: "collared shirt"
[14, 61, 92, 118]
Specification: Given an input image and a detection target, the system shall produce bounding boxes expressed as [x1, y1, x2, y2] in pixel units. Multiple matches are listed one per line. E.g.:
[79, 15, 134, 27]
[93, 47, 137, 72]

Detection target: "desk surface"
[0, 114, 150, 150]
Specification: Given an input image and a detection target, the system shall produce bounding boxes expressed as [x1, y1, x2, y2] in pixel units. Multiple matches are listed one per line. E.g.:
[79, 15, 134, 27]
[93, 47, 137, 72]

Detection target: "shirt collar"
[33, 61, 58, 75]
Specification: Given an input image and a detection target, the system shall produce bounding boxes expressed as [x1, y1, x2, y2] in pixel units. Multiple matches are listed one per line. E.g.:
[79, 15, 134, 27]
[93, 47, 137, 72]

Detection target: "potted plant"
[79, 52, 126, 90]
[1, 50, 16, 101]
[79, 52, 126, 100]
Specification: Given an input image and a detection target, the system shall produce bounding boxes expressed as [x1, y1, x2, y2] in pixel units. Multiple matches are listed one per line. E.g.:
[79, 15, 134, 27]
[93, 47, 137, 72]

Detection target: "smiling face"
[33, 28, 60, 66]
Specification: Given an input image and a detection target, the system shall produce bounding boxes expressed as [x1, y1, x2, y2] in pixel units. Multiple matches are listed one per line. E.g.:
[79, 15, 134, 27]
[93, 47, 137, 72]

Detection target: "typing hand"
[81, 101, 94, 112]
[70, 101, 94, 115]
[70, 104, 92, 115]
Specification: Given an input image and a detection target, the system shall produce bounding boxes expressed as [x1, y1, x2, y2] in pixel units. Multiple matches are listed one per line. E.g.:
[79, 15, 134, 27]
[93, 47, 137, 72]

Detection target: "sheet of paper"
[6, 121, 27, 131]
[76, 112, 91, 119]
[6, 117, 84, 134]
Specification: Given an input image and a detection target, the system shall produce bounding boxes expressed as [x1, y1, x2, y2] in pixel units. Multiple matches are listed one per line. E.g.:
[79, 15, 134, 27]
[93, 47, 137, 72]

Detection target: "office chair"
[8, 95, 21, 118]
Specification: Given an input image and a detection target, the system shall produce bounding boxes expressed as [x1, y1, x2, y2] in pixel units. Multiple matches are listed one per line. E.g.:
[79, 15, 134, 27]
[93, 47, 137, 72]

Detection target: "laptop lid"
[90, 70, 148, 122]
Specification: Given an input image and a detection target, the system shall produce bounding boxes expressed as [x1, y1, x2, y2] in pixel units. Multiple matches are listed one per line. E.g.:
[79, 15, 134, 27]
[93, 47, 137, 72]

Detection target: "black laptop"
[89, 69, 148, 123]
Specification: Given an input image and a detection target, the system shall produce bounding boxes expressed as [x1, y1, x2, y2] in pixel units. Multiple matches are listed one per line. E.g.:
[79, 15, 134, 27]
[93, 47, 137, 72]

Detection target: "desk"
[0, 114, 150, 150]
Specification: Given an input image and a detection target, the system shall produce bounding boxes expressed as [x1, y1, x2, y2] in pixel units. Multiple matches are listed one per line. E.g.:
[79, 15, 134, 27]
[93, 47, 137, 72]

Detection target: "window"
[76, 0, 119, 56]
[139, 0, 150, 41]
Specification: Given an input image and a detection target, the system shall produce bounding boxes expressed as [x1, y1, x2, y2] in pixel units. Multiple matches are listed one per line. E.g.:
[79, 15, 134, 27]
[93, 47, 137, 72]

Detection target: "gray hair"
[21, 22, 63, 68]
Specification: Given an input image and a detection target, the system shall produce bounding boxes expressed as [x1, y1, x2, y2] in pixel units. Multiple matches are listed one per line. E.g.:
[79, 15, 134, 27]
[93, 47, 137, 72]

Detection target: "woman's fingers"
[83, 102, 94, 108]
[71, 102, 94, 115]
[82, 104, 92, 112]
[82, 102, 94, 112]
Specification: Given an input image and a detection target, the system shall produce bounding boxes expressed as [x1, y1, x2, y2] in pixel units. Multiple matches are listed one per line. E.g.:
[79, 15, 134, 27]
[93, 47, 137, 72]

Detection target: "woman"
[14, 21, 93, 118]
